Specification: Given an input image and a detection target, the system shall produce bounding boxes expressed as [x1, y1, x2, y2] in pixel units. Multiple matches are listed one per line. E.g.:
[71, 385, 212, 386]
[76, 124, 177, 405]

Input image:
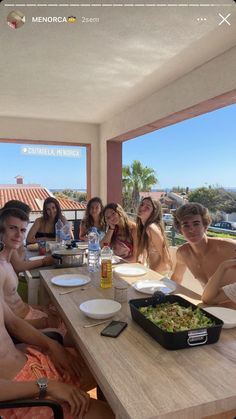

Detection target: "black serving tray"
[129, 294, 223, 350]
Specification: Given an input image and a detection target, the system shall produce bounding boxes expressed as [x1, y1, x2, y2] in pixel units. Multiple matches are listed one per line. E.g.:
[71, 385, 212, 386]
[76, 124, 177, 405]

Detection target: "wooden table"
[40, 264, 236, 419]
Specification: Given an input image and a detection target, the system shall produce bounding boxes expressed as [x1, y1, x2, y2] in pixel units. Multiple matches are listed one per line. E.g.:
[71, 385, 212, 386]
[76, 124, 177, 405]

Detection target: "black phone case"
[101, 321, 127, 338]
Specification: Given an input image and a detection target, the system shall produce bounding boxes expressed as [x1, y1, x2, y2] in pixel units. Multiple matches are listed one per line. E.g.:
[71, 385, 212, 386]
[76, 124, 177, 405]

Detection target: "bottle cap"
[103, 242, 109, 246]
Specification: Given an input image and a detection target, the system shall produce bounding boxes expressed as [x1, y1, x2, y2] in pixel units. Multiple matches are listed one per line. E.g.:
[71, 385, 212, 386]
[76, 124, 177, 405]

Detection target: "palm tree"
[122, 160, 158, 211]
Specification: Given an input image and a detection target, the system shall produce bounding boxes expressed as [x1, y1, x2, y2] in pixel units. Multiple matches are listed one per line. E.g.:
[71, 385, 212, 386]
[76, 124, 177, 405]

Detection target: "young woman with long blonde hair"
[136, 197, 171, 274]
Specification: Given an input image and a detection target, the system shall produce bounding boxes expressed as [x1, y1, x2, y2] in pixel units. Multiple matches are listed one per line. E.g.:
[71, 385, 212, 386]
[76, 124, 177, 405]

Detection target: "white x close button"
[218, 13, 231, 26]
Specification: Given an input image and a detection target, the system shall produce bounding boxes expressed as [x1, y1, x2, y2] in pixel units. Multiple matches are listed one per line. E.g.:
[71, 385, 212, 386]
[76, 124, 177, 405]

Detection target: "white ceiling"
[0, 0, 236, 123]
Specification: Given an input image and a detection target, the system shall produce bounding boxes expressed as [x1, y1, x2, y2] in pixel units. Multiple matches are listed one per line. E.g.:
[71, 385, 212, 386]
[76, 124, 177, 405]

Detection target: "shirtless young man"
[1, 200, 54, 273]
[0, 207, 62, 330]
[171, 203, 236, 289]
[0, 296, 114, 419]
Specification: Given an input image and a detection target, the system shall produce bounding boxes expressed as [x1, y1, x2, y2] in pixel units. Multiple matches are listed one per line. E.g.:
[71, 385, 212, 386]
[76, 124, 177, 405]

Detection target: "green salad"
[139, 302, 215, 332]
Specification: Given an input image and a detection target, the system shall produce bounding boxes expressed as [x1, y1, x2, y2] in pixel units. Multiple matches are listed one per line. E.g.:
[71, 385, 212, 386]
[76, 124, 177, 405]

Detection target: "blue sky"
[0, 143, 87, 190]
[0, 103, 235, 190]
[123, 103, 236, 190]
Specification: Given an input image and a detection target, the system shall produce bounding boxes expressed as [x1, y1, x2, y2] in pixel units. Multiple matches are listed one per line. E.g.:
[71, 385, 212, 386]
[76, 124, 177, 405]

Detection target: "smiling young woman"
[79, 197, 105, 241]
[101, 202, 137, 262]
[26, 197, 73, 244]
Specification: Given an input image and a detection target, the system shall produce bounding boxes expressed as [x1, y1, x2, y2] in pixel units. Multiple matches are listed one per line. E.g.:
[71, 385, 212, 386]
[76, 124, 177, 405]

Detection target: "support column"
[86, 144, 91, 200]
[107, 141, 122, 204]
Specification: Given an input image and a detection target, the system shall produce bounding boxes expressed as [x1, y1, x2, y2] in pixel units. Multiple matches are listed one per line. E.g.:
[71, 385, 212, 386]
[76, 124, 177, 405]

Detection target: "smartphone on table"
[101, 321, 128, 338]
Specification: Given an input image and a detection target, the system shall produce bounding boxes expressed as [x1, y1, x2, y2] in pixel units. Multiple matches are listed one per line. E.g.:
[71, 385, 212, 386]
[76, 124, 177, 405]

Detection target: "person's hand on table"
[47, 380, 90, 418]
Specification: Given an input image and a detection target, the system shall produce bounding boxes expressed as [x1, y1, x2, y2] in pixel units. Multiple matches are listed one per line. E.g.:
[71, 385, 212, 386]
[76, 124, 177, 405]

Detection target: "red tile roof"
[0, 185, 86, 212]
[56, 197, 86, 210]
[140, 191, 166, 201]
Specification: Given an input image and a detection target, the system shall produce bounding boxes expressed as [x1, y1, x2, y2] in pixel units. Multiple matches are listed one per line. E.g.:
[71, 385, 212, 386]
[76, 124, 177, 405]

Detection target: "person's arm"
[202, 258, 236, 304]
[125, 223, 137, 263]
[144, 224, 169, 271]
[171, 248, 187, 284]
[100, 225, 116, 248]
[11, 250, 54, 274]
[0, 379, 40, 401]
[24, 316, 49, 329]
[148, 224, 163, 249]
[79, 221, 88, 241]
[26, 218, 41, 244]
[3, 299, 80, 379]
[0, 379, 90, 418]
[69, 222, 74, 240]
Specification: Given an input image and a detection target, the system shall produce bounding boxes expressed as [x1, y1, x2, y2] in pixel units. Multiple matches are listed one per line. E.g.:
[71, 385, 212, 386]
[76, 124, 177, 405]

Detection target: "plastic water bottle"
[100, 243, 113, 288]
[87, 227, 100, 272]
[55, 219, 63, 245]
[62, 221, 71, 245]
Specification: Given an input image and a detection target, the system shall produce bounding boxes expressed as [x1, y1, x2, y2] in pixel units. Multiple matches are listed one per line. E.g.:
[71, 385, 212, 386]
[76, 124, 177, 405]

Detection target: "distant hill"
[49, 187, 236, 194]
[225, 188, 236, 193]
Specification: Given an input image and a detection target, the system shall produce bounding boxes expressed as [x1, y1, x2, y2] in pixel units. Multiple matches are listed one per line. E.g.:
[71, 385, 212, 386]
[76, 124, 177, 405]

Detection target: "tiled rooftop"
[139, 191, 166, 201]
[0, 185, 86, 212]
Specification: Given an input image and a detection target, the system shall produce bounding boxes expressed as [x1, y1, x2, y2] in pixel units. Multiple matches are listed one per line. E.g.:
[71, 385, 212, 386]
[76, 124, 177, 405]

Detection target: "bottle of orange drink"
[100, 243, 113, 288]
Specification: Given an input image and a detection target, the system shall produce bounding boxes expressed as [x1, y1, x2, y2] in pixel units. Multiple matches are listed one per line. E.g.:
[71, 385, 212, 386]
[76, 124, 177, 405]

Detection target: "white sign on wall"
[21, 146, 80, 158]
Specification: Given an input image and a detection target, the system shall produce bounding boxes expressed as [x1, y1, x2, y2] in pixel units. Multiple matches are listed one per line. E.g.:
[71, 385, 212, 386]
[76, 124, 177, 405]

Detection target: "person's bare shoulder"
[146, 223, 162, 236]
[176, 243, 191, 262]
[209, 237, 236, 251]
[130, 220, 137, 231]
[31, 217, 43, 228]
[37, 216, 44, 223]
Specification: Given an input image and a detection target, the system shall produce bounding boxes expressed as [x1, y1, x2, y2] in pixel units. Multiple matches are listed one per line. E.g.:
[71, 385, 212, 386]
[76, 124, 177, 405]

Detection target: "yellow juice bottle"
[100, 244, 113, 288]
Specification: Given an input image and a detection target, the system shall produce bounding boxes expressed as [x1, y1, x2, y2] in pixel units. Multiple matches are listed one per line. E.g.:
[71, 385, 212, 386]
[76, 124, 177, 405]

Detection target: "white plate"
[80, 299, 121, 319]
[114, 265, 147, 277]
[132, 277, 176, 295]
[204, 306, 236, 329]
[29, 255, 45, 261]
[51, 274, 90, 287]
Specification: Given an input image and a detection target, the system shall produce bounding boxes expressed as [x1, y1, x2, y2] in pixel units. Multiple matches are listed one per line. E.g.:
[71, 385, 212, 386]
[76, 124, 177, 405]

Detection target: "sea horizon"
[50, 187, 236, 193]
